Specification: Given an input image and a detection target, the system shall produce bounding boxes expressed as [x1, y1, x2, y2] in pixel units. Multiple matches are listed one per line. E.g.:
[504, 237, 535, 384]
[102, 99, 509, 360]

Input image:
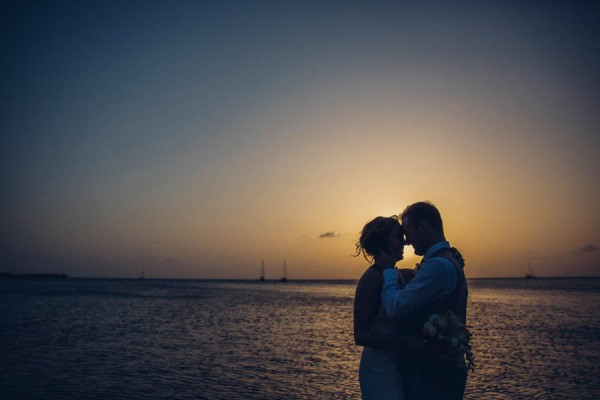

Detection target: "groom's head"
[400, 201, 445, 256]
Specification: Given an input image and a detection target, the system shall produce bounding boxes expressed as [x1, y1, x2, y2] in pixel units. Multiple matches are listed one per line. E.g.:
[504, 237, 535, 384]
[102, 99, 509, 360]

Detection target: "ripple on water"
[1, 278, 600, 399]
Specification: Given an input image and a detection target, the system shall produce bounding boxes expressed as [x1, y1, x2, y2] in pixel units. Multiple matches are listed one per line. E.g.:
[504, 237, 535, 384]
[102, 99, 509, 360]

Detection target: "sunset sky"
[2, 1, 599, 279]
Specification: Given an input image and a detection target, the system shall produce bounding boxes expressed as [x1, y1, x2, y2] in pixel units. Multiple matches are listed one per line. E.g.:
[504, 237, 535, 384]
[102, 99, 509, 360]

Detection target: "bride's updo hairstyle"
[354, 216, 400, 262]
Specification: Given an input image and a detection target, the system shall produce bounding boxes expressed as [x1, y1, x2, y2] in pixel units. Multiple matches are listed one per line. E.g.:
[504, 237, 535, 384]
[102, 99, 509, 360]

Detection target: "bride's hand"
[398, 268, 416, 284]
[374, 250, 396, 271]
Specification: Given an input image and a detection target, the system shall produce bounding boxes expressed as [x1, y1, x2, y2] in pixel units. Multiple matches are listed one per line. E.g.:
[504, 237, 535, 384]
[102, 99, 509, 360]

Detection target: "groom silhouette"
[376, 201, 469, 400]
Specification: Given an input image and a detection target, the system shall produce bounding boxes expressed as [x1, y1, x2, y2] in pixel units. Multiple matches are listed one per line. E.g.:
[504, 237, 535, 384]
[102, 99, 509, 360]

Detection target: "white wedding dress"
[359, 303, 407, 400]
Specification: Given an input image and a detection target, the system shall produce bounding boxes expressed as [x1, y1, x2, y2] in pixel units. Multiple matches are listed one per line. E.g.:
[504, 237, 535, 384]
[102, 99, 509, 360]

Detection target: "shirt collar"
[423, 241, 450, 261]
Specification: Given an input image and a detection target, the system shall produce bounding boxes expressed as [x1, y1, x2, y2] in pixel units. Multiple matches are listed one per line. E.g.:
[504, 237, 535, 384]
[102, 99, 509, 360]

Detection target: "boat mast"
[525, 261, 535, 278]
[280, 259, 288, 282]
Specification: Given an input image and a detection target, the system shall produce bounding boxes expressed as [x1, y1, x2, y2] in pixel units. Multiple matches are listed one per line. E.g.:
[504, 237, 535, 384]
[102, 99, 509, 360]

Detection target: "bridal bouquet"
[421, 310, 475, 372]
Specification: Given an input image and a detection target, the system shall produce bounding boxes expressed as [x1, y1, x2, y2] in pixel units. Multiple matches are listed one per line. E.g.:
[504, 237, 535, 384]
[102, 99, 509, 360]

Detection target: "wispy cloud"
[580, 244, 598, 253]
[319, 231, 340, 239]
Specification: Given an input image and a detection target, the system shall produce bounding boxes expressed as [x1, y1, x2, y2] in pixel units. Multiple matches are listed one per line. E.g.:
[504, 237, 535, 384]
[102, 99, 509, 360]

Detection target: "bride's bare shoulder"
[357, 266, 382, 287]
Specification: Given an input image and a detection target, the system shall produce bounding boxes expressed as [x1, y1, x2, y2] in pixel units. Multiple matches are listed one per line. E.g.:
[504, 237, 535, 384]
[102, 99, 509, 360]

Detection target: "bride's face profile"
[387, 224, 405, 261]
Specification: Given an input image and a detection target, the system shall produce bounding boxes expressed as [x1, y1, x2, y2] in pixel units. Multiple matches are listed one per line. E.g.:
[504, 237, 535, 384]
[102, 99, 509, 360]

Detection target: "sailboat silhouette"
[525, 261, 536, 279]
[279, 259, 288, 283]
[259, 259, 266, 282]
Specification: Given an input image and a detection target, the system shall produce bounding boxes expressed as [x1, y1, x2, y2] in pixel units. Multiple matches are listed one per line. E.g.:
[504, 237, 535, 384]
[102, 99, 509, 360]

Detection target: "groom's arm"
[381, 260, 456, 319]
[354, 268, 423, 351]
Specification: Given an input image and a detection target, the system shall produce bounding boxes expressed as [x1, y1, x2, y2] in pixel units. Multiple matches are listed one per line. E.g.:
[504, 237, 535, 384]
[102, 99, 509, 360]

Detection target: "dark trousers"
[406, 359, 467, 400]
[427, 359, 468, 400]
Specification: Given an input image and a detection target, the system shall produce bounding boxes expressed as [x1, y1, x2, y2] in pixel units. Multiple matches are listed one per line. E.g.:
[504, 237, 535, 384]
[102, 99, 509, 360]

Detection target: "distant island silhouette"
[0, 272, 68, 279]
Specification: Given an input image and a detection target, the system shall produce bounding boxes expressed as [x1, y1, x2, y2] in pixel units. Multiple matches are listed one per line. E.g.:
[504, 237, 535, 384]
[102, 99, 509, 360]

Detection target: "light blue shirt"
[381, 241, 457, 319]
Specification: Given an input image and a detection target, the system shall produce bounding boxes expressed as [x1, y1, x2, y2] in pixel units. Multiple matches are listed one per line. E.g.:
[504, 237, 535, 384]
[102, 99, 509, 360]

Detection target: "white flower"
[427, 314, 442, 325]
[438, 317, 449, 330]
[423, 322, 437, 336]
[421, 309, 475, 372]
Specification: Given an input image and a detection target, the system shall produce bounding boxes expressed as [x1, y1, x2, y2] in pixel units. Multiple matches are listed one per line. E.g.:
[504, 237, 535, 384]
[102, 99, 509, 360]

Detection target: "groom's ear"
[419, 220, 431, 232]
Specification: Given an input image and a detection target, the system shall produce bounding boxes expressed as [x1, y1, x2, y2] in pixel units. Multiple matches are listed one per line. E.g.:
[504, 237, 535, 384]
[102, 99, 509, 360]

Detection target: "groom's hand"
[374, 250, 396, 271]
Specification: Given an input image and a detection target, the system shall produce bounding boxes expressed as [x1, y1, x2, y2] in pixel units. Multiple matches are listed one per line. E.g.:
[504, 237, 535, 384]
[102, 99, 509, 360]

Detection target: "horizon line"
[32, 275, 600, 281]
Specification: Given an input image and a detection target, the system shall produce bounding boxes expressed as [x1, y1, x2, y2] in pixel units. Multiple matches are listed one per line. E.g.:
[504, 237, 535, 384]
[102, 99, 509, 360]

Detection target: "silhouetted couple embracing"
[354, 201, 470, 400]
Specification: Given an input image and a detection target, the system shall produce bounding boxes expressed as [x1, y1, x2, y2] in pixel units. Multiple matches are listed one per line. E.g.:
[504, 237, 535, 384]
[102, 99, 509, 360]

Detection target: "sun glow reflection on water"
[1, 278, 599, 399]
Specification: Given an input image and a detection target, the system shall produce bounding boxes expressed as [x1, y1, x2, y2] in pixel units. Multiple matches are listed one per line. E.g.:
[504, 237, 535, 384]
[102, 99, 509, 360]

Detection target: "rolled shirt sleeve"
[381, 258, 457, 319]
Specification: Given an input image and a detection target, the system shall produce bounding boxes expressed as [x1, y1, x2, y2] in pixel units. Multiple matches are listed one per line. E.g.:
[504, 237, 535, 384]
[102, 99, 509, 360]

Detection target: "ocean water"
[1, 277, 599, 399]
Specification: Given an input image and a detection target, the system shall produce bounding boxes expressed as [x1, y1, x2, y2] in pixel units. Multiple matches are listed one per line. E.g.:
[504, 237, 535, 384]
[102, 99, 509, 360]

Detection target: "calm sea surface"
[1, 277, 599, 399]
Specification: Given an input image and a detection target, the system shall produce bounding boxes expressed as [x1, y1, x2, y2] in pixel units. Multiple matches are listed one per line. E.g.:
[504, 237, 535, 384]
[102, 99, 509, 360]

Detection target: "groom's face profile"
[402, 216, 427, 256]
